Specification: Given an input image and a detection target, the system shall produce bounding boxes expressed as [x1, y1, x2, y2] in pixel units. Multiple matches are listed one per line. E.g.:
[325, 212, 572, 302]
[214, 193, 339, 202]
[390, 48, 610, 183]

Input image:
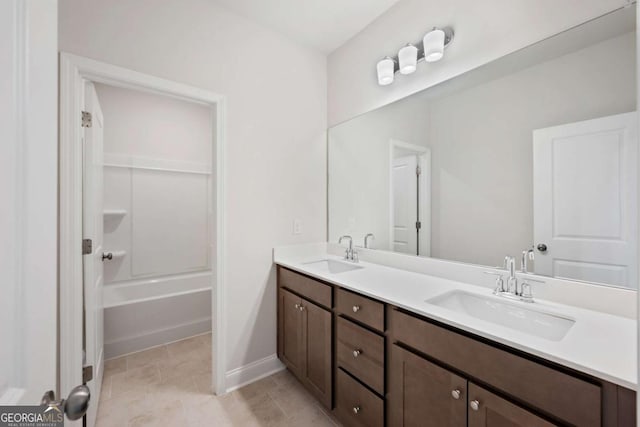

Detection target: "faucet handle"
[520, 283, 534, 302]
[484, 271, 505, 294]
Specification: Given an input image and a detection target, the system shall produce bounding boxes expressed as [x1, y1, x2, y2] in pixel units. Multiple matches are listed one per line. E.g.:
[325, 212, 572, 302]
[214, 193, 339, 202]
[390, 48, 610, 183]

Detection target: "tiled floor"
[97, 333, 339, 426]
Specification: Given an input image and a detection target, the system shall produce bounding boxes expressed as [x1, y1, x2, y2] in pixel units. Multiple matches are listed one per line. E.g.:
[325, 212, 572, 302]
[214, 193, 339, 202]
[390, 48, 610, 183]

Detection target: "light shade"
[398, 44, 418, 75]
[376, 57, 395, 86]
[423, 29, 445, 62]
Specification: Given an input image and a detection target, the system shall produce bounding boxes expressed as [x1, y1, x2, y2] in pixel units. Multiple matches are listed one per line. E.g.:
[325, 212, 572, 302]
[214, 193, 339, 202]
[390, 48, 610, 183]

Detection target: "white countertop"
[274, 251, 637, 390]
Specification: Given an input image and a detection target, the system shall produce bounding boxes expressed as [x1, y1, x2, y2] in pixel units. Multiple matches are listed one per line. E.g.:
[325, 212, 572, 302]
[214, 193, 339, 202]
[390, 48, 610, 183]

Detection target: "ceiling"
[212, 0, 403, 53]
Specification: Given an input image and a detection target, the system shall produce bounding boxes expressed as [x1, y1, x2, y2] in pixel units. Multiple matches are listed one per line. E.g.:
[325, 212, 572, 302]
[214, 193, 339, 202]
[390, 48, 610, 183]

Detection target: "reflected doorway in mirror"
[389, 139, 431, 256]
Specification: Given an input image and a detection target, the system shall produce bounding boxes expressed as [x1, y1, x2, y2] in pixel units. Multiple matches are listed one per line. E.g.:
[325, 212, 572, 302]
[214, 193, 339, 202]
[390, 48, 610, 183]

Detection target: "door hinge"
[82, 239, 92, 255]
[81, 111, 92, 128]
[416, 221, 422, 230]
[416, 165, 422, 176]
[82, 365, 93, 384]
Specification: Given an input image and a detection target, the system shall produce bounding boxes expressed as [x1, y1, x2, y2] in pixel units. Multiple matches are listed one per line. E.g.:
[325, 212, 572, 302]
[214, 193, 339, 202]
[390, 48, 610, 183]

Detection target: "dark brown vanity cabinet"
[276, 266, 636, 427]
[278, 288, 305, 378]
[389, 344, 554, 427]
[277, 283, 332, 408]
[467, 383, 555, 427]
[389, 344, 467, 427]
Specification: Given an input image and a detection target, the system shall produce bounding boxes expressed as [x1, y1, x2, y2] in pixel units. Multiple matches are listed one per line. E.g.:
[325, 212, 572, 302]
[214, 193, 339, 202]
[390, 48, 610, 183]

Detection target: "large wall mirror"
[328, 6, 637, 289]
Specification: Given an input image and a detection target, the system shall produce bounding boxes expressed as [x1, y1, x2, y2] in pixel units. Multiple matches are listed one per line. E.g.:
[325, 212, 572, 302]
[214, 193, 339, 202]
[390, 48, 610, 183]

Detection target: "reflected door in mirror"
[533, 112, 637, 287]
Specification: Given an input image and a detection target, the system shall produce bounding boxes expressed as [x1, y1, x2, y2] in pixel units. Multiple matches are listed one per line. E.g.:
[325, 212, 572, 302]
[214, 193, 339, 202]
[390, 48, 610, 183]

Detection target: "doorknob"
[41, 385, 91, 421]
[536, 243, 548, 253]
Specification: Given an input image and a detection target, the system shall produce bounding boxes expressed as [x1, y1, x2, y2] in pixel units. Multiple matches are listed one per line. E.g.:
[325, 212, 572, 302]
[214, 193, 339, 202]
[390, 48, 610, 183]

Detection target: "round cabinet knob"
[294, 304, 300, 309]
[352, 406, 360, 415]
[299, 305, 305, 312]
[470, 400, 480, 411]
[352, 349, 362, 358]
[451, 389, 461, 400]
[352, 305, 360, 313]
[537, 243, 548, 253]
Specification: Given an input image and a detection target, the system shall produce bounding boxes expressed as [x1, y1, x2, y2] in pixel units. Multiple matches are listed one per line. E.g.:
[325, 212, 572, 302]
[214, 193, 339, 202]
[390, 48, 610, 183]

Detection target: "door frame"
[59, 53, 228, 399]
[388, 139, 431, 256]
[1, 0, 58, 405]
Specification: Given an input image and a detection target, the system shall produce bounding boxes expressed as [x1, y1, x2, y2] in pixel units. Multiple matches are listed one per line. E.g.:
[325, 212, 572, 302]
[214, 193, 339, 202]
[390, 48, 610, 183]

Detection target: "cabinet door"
[278, 289, 303, 378]
[389, 344, 466, 427]
[302, 299, 333, 408]
[468, 383, 556, 427]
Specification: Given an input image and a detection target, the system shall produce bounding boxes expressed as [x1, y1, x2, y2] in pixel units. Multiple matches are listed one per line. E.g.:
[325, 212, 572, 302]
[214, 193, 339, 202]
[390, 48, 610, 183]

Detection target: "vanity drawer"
[336, 288, 384, 332]
[337, 317, 384, 394]
[389, 308, 601, 427]
[336, 368, 383, 427]
[278, 267, 332, 308]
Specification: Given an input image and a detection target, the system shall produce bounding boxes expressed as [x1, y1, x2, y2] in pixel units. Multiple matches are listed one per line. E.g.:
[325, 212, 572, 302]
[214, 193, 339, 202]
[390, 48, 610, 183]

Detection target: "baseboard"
[104, 317, 211, 359]
[225, 354, 285, 393]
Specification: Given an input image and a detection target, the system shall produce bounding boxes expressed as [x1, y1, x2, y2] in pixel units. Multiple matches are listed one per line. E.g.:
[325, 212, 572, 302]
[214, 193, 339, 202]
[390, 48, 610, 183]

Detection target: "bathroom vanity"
[275, 257, 636, 427]
[276, 5, 639, 426]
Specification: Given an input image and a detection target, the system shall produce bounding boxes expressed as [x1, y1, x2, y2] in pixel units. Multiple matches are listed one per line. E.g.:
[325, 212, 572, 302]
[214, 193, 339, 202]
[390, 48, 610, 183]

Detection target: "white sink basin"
[302, 259, 363, 274]
[426, 291, 575, 341]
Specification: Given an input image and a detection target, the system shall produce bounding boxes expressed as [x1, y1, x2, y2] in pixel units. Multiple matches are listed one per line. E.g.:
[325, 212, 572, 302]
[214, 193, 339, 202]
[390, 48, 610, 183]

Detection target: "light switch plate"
[293, 219, 302, 235]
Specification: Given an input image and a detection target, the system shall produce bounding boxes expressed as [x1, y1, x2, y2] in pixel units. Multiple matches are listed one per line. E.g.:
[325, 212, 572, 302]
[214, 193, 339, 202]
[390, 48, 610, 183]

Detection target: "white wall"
[95, 84, 212, 165]
[328, 0, 629, 126]
[59, 0, 327, 382]
[329, 32, 636, 268]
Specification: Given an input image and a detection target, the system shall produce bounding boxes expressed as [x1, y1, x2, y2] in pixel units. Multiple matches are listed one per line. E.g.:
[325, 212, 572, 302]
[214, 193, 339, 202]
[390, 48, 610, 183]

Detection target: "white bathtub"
[103, 271, 212, 358]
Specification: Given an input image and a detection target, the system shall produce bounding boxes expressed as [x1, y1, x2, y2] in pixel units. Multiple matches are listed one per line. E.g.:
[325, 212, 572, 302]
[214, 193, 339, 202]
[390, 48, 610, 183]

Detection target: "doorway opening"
[389, 139, 431, 256]
[59, 54, 226, 427]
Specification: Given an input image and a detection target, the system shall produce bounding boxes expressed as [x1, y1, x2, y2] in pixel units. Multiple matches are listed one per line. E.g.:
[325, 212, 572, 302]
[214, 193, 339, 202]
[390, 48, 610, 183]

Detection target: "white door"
[392, 155, 418, 255]
[533, 112, 637, 288]
[83, 82, 105, 427]
[0, 0, 58, 406]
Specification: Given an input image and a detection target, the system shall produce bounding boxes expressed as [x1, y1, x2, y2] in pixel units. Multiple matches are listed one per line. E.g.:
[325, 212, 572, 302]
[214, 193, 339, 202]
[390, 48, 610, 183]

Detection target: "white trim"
[213, 97, 227, 395]
[636, 3, 639, 422]
[59, 53, 227, 397]
[224, 354, 285, 393]
[104, 153, 211, 175]
[388, 139, 432, 256]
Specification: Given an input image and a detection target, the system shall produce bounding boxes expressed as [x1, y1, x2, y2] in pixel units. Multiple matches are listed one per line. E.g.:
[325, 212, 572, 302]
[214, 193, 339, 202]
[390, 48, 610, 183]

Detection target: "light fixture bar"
[376, 26, 454, 86]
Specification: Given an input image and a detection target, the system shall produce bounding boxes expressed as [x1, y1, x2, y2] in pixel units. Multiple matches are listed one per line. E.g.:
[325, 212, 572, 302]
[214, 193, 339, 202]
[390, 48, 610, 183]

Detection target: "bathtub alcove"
[95, 82, 214, 360]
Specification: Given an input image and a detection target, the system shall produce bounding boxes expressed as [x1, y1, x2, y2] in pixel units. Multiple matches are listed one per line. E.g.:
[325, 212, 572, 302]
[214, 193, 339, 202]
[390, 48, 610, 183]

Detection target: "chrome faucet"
[364, 233, 375, 249]
[521, 247, 534, 273]
[505, 256, 517, 295]
[339, 235, 358, 262]
[484, 255, 544, 303]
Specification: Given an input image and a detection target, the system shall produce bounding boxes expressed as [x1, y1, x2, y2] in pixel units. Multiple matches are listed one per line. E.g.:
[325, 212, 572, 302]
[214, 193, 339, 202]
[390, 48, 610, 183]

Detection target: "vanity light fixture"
[423, 28, 446, 62]
[398, 44, 418, 74]
[376, 56, 396, 86]
[376, 26, 454, 86]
